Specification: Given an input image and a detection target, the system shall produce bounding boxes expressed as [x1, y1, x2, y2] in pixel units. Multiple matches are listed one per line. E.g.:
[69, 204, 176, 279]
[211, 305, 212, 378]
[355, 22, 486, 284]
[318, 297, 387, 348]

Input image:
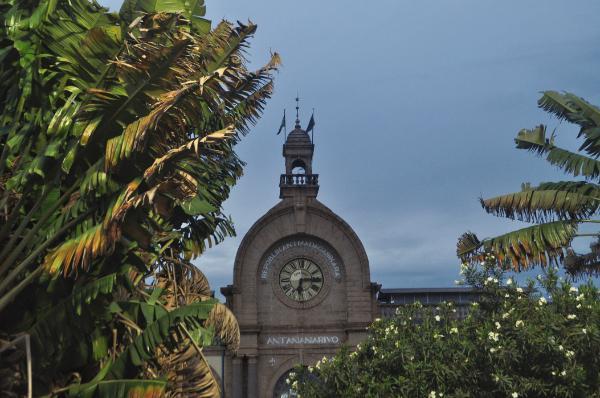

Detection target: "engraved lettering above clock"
[278, 258, 323, 302]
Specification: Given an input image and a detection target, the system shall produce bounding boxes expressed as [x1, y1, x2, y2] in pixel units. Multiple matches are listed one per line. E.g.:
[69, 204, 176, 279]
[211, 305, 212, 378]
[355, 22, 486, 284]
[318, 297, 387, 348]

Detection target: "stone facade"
[220, 119, 379, 397]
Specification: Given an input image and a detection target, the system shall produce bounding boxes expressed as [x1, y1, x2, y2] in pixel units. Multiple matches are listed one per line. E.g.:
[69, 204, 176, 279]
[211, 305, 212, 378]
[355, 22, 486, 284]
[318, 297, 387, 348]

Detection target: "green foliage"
[459, 92, 600, 276]
[291, 258, 600, 398]
[0, 0, 275, 395]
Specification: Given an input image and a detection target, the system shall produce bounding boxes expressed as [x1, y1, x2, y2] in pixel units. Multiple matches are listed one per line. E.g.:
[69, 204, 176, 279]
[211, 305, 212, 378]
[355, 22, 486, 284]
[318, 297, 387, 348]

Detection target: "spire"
[295, 93, 301, 128]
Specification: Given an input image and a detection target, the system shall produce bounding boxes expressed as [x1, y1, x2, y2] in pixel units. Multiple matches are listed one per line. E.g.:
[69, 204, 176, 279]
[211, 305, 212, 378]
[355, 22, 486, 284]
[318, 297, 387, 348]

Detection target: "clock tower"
[221, 109, 379, 398]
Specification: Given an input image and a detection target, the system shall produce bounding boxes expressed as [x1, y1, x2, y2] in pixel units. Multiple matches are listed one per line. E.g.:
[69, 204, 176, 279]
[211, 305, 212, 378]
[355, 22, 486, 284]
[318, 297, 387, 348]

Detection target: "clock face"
[278, 258, 323, 302]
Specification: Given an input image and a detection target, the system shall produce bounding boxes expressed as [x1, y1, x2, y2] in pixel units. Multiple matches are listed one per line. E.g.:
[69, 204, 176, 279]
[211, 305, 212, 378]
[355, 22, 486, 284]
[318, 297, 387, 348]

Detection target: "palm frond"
[43, 224, 113, 276]
[457, 232, 481, 258]
[515, 125, 600, 179]
[206, 302, 240, 351]
[459, 221, 577, 271]
[69, 378, 167, 398]
[539, 91, 600, 128]
[107, 300, 218, 379]
[481, 181, 600, 222]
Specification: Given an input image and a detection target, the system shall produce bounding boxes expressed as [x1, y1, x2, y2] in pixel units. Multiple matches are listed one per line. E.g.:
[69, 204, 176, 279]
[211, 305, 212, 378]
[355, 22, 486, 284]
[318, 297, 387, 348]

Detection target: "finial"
[295, 92, 301, 128]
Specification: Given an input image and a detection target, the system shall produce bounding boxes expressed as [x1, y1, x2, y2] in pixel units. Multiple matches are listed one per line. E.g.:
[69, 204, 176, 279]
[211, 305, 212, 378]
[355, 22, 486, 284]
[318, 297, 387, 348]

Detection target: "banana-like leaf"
[205, 302, 240, 351]
[481, 181, 600, 222]
[40, 0, 122, 89]
[539, 91, 600, 128]
[27, 274, 118, 373]
[120, 0, 209, 34]
[458, 221, 578, 271]
[69, 378, 167, 398]
[515, 125, 600, 179]
[0, 0, 274, 393]
[107, 300, 218, 379]
[43, 224, 114, 276]
[457, 232, 481, 258]
[142, 125, 236, 183]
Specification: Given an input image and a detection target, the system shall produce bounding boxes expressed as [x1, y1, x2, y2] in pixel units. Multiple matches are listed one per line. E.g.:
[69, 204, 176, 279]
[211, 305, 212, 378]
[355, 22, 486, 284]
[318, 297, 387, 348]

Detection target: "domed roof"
[285, 126, 312, 145]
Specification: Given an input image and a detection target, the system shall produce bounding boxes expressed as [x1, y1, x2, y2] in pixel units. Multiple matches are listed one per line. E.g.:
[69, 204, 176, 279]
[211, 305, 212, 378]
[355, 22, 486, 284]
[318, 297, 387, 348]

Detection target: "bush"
[291, 256, 600, 398]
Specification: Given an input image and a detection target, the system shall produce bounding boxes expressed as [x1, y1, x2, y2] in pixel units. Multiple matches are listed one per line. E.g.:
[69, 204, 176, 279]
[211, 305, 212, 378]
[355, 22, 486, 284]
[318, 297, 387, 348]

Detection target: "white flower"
[570, 286, 578, 293]
[450, 327, 458, 334]
[582, 328, 587, 334]
[435, 315, 441, 322]
[561, 370, 566, 376]
[292, 380, 298, 389]
[576, 303, 582, 309]
[410, 355, 414, 361]
[565, 350, 575, 358]
[374, 318, 381, 323]
[308, 366, 314, 372]
[433, 333, 445, 339]
[489, 347, 497, 353]
[558, 345, 564, 351]
[538, 297, 547, 305]
[512, 393, 519, 398]
[506, 278, 513, 285]
[488, 332, 499, 342]
[285, 378, 290, 384]
[515, 320, 524, 328]
[567, 314, 577, 320]
[502, 312, 510, 319]
[576, 293, 585, 301]
[552, 371, 556, 376]
[495, 322, 501, 330]
[429, 391, 437, 398]
[516, 287, 524, 293]
[504, 293, 510, 298]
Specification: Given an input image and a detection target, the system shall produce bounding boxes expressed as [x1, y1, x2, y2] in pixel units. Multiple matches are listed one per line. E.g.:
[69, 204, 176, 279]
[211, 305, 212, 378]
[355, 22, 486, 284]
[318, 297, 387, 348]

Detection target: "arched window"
[290, 159, 306, 175]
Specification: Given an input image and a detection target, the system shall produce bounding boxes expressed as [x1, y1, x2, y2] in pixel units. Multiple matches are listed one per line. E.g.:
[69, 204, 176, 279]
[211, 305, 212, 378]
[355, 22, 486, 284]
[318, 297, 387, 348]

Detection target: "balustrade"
[279, 173, 319, 186]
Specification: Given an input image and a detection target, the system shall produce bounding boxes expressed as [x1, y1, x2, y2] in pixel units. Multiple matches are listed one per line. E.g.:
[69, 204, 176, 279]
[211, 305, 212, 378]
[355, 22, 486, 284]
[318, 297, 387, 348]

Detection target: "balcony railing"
[279, 173, 319, 186]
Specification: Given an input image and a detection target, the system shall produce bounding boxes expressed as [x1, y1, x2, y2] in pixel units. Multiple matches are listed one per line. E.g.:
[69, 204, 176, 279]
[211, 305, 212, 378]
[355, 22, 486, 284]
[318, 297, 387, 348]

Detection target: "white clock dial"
[278, 258, 323, 302]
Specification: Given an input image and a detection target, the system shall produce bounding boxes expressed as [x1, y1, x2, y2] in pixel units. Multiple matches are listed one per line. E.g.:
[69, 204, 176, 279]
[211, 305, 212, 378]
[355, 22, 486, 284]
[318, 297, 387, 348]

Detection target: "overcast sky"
[102, 0, 600, 295]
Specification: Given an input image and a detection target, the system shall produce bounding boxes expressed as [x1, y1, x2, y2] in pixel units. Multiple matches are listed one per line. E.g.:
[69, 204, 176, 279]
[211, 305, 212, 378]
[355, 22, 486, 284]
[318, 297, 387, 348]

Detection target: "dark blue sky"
[103, 0, 600, 294]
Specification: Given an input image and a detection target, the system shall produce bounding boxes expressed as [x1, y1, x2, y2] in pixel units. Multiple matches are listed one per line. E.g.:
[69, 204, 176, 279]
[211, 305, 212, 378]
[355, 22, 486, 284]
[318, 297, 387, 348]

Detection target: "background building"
[219, 111, 478, 397]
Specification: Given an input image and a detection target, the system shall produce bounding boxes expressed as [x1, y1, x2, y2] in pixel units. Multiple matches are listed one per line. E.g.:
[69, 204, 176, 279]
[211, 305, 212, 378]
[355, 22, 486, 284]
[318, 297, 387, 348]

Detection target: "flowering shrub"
[290, 257, 600, 397]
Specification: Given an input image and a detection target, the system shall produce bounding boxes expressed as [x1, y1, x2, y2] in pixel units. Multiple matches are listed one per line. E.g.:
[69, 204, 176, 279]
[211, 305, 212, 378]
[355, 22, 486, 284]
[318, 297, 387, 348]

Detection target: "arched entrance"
[272, 369, 298, 398]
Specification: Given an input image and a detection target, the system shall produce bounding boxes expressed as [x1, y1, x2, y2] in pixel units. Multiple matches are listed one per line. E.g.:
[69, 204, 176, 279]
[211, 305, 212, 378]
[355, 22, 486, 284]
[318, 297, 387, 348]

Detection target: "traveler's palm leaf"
[459, 91, 600, 275]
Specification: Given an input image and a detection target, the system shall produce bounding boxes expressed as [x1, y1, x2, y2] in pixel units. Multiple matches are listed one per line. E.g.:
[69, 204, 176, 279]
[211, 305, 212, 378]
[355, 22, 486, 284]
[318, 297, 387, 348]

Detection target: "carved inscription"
[261, 239, 341, 280]
[265, 335, 341, 345]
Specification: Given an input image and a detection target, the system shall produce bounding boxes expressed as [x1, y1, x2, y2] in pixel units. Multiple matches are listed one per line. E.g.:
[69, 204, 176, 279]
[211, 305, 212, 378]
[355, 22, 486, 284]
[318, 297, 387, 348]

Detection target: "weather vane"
[295, 92, 301, 128]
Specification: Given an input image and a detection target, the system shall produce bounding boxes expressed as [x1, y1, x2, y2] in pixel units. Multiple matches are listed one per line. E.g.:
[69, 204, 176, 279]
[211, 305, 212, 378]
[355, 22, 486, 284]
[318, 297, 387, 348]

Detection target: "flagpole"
[311, 108, 315, 145]
[283, 109, 286, 145]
